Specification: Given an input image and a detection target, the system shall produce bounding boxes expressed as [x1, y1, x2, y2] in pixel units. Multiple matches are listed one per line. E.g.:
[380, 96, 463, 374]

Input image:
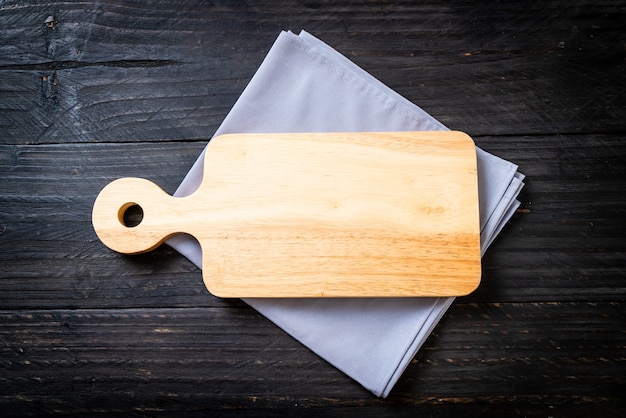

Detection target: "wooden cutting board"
[92, 131, 481, 297]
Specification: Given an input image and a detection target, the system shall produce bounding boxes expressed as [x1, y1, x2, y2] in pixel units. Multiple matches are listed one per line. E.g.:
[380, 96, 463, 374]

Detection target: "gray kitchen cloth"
[167, 30, 524, 397]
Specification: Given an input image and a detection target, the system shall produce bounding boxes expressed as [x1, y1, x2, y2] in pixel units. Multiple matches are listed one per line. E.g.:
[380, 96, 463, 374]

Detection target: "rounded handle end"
[92, 177, 175, 254]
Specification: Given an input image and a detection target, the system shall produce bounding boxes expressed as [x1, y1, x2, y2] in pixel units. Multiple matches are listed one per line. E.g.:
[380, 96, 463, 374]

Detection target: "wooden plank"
[468, 134, 626, 303]
[0, 302, 623, 415]
[0, 141, 222, 310]
[2, 135, 624, 308]
[0, 1, 624, 145]
[92, 132, 481, 298]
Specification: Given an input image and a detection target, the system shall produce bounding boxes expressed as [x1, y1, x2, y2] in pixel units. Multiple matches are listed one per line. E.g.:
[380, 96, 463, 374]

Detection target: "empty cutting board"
[92, 131, 481, 297]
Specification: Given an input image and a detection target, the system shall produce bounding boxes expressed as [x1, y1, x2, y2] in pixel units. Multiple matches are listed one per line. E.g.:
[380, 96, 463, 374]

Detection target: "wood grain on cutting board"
[92, 131, 481, 297]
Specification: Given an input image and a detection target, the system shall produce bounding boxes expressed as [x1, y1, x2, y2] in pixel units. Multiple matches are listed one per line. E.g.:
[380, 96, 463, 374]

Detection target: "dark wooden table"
[1, 1, 624, 416]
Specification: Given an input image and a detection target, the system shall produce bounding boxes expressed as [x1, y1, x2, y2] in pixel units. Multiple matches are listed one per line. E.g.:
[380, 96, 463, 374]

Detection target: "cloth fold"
[167, 30, 524, 397]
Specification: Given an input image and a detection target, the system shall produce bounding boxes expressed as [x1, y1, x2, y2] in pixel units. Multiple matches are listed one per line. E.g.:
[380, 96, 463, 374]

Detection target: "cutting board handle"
[92, 177, 186, 254]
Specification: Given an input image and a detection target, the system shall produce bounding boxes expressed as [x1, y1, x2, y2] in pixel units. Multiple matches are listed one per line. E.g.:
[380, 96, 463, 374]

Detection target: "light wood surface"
[92, 131, 480, 297]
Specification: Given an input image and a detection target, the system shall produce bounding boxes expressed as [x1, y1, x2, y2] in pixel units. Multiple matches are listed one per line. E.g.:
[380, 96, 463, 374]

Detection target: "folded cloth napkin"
[167, 30, 524, 397]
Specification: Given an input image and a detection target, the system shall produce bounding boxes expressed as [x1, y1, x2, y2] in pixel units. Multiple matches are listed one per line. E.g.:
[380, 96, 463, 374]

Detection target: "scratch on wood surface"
[1, 60, 180, 71]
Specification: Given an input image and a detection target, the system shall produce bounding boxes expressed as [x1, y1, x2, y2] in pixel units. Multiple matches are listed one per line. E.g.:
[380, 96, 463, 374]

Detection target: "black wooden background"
[1, 1, 625, 416]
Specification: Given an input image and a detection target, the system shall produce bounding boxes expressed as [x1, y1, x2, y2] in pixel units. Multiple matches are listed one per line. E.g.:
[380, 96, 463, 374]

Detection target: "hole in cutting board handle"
[119, 203, 143, 228]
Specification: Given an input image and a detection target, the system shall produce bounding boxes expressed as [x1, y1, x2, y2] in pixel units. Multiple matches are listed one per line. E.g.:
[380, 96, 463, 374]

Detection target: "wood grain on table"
[0, 1, 624, 416]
